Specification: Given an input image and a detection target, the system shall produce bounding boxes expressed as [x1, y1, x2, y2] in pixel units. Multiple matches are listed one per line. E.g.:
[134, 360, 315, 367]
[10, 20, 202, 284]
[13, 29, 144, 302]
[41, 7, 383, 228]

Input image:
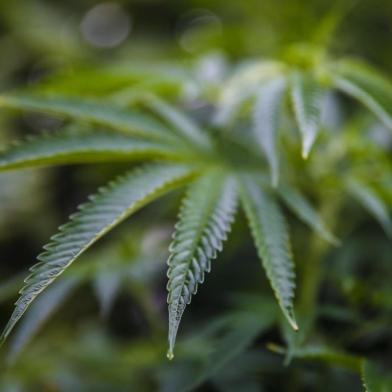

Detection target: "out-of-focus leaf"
[7, 276, 81, 362]
[290, 71, 323, 158]
[239, 175, 297, 330]
[167, 172, 237, 358]
[362, 360, 392, 392]
[94, 268, 122, 319]
[268, 343, 361, 371]
[162, 301, 276, 392]
[1, 164, 196, 342]
[145, 95, 213, 150]
[278, 184, 339, 245]
[214, 61, 286, 125]
[252, 77, 286, 186]
[0, 129, 185, 171]
[346, 179, 392, 237]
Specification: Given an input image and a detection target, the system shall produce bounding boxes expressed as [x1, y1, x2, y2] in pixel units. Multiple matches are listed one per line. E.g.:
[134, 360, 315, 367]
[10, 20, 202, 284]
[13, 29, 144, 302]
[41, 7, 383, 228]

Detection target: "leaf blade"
[0, 129, 185, 171]
[330, 59, 392, 130]
[239, 175, 297, 330]
[346, 179, 392, 237]
[252, 77, 286, 187]
[167, 171, 238, 358]
[7, 276, 81, 362]
[362, 360, 392, 392]
[290, 71, 323, 158]
[278, 185, 339, 245]
[0, 94, 179, 143]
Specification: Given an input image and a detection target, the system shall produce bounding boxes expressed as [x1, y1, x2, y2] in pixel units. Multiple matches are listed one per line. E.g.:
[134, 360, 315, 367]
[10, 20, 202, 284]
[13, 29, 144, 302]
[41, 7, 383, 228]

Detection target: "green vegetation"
[1, 1, 392, 390]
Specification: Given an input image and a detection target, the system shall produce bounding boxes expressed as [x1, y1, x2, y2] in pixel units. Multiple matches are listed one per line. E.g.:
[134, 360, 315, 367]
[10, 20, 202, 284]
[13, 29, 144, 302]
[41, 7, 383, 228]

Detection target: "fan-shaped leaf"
[346, 179, 392, 237]
[239, 175, 297, 330]
[331, 59, 392, 130]
[290, 71, 323, 158]
[0, 129, 184, 171]
[1, 163, 196, 342]
[0, 94, 180, 143]
[167, 172, 237, 358]
[253, 77, 286, 187]
[278, 185, 339, 245]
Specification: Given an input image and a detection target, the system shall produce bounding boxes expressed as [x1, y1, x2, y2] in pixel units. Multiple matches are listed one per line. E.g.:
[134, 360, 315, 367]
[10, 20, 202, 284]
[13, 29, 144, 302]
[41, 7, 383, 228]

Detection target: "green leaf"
[331, 59, 392, 130]
[239, 175, 297, 330]
[362, 360, 392, 392]
[1, 163, 196, 343]
[175, 303, 275, 392]
[0, 129, 185, 171]
[167, 171, 237, 359]
[290, 71, 323, 158]
[7, 276, 81, 363]
[145, 95, 213, 151]
[94, 266, 122, 319]
[253, 77, 286, 187]
[214, 61, 286, 125]
[346, 179, 392, 237]
[278, 185, 339, 245]
[0, 94, 180, 143]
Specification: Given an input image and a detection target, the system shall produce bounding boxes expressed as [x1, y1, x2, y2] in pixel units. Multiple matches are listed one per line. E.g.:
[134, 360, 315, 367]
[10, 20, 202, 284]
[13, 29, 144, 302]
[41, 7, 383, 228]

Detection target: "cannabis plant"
[0, 43, 392, 380]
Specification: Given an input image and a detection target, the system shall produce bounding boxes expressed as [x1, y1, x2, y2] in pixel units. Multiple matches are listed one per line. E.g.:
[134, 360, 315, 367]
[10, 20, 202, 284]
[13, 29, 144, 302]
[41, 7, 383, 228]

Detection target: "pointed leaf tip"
[291, 71, 323, 161]
[290, 317, 299, 331]
[167, 348, 174, 360]
[166, 173, 237, 357]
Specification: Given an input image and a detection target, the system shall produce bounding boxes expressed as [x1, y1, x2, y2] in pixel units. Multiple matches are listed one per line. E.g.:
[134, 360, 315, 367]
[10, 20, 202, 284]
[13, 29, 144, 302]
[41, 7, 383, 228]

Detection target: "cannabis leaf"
[362, 360, 392, 392]
[0, 129, 184, 171]
[7, 276, 81, 362]
[330, 59, 392, 130]
[239, 175, 297, 330]
[1, 163, 195, 342]
[176, 299, 276, 392]
[346, 179, 392, 237]
[0, 94, 180, 143]
[290, 71, 323, 158]
[145, 95, 213, 151]
[167, 171, 237, 358]
[278, 184, 339, 245]
[252, 78, 286, 187]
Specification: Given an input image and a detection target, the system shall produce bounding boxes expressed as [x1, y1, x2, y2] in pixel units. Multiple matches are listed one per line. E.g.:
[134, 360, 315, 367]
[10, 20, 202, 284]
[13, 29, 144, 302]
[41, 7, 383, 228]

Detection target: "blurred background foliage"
[1, 0, 392, 391]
